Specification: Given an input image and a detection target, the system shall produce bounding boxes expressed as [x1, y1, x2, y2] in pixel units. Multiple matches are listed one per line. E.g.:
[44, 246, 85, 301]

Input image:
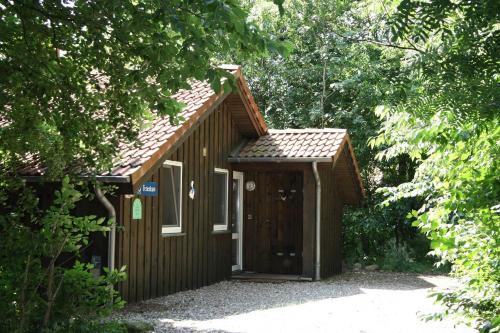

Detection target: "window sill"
[212, 230, 231, 235]
[161, 232, 186, 238]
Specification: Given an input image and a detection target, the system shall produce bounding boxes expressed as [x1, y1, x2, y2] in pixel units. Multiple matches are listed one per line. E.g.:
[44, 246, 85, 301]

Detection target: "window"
[213, 168, 229, 231]
[162, 160, 182, 234]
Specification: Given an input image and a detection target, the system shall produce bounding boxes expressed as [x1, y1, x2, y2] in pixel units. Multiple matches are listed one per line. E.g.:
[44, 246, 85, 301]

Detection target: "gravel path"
[111, 271, 473, 333]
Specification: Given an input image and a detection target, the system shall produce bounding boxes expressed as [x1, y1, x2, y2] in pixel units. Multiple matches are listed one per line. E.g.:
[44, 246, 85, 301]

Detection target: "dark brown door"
[244, 171, 303, 275]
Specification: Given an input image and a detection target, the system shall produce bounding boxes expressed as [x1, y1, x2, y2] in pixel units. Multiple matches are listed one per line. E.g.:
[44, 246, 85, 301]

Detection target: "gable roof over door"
[230, 128, 347, 161]
[229, 128, 365, 202]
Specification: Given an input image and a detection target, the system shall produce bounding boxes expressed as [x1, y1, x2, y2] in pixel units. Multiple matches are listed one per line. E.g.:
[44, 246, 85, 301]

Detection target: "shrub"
[0, 178, 126, 332]
[342, 195, 432, 270]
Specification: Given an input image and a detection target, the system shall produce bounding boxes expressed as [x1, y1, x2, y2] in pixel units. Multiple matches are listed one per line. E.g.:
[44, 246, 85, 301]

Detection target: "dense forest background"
[227, 0, 430, 271]
[228, 0, 499, 329]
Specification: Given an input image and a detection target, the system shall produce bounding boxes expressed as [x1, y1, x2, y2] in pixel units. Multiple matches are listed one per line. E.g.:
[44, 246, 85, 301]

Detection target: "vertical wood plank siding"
[116, 101, 242, 302]
[233, 163, 316, 279]
[318, 164, 344, 278]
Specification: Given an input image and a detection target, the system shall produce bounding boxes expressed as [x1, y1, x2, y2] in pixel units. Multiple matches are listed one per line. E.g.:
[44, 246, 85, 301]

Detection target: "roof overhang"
[228, 157, 333, 163]
[229, 132, 365, 202]
[128, 65, 268, 191]
[21, 175, 131, 183]
[342, 135, 365, 198]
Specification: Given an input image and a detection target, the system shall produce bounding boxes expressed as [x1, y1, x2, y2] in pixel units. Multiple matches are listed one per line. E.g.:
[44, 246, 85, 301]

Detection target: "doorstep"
[231, 272, 313, 282]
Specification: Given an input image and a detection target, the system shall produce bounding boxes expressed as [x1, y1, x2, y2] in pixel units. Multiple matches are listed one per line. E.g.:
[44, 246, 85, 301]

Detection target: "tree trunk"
[19, 255, 31, 333]
[43, 261, 54, 328]
[320, 59, 327, 128]
[42, 237, 68, 329]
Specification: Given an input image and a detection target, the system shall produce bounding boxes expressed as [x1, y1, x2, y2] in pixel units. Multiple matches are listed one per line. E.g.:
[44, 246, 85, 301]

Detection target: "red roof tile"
[108, 79, 217, 176]
[7, 65, 268, 181]
[230, 129, 348, 161]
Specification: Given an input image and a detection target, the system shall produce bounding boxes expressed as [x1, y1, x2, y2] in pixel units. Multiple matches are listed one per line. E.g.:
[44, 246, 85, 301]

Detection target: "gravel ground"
[111, 271, 473, 333]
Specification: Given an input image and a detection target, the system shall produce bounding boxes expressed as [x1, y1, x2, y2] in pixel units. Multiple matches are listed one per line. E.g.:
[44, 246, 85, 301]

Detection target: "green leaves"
[0, 2, 292, 331]
[0, 176, 124, 331]
[0, 0, 282, 180]
[375, 0, 500, 328]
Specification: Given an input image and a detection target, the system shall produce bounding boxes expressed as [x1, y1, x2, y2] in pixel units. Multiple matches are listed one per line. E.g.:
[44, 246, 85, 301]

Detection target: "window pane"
[231, 179, 239, 233]
[163, 165, 181, 227]
[214, 172, 227, 226]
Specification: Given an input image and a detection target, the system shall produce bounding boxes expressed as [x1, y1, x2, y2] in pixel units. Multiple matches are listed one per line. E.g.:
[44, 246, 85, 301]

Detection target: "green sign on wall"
[132, 198, 142, 220]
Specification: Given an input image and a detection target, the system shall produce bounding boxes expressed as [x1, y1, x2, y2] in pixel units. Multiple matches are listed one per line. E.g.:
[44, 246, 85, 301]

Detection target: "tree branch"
[333, 31, 425, 53]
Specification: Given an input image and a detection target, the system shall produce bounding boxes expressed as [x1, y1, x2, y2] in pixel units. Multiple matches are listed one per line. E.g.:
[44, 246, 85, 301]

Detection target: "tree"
[231, 0, 424, 268]
[0, 0, 284, 177]
[0, 1, 285, 331]
[372, 0, 499, 329]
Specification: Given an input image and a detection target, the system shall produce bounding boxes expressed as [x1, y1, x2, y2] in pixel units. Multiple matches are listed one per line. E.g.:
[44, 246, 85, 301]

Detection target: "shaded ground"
[112, 271, 473, 333]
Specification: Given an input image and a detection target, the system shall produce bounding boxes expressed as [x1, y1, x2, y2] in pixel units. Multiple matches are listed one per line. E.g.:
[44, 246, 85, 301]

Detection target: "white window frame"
[232, 171, 244, 271]
[213, 168, 229, 231]
[162, 160, 183, 234]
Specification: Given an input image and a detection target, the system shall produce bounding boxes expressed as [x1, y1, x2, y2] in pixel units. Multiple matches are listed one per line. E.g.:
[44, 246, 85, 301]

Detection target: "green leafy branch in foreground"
[370, 0, 499, 330]
[1, 1, 288, 331]
[373, 105, 499, 328]
[0, 176, 126, 332]
[0, 0, 287, 179]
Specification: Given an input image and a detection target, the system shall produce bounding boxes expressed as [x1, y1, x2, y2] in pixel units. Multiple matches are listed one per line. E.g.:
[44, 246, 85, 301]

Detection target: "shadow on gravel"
[118, 272, 438, 322]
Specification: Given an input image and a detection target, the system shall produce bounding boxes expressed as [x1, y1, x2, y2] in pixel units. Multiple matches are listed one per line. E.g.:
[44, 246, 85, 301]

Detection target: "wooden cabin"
[21, 65, 364, 303]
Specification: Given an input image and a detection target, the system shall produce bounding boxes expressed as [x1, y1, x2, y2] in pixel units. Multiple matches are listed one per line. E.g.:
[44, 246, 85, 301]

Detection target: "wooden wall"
[115, 101, 244, 303]
[232, 163, 316, 279]
[318, 163, 344, 278]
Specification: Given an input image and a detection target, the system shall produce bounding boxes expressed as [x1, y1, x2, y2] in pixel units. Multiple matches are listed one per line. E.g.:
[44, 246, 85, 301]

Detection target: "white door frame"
[232, 171, 244, 271]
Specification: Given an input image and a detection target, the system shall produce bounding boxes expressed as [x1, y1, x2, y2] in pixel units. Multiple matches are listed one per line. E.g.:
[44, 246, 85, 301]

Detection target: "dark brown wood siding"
[116, 101, 243, 302]
[232, 163, 316, 279]
[318, 163, 344, 278]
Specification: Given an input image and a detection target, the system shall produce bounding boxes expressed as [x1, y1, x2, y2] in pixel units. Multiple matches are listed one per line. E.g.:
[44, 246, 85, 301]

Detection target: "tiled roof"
[2, 80, 218, 178]
[6, 65, 268, 180]
[110, 64, 268, 181]
[109, 79, 217, 177]
[231, 129, 348, 161]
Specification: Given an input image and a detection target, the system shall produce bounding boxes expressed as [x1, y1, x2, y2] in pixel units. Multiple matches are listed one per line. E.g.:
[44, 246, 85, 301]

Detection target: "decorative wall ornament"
[245, 180, 256, 191]
[278, 189, 287, 201]
[132, 198, 142, 220]
[189, 180, 196, 199]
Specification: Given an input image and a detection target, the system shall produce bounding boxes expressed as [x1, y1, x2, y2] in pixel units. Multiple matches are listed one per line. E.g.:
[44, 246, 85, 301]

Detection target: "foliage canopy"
[372, 0, 499, 329]
[238, 0, 499, 329]
[0, 1, 285, 331]
[0, 0, 284, 177]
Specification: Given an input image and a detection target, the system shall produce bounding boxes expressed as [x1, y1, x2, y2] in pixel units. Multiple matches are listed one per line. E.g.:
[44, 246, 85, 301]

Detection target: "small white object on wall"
[189, 180, 196, 199]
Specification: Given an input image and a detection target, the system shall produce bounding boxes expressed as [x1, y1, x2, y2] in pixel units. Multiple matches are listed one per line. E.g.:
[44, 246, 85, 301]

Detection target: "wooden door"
[243, 171, 303, 275]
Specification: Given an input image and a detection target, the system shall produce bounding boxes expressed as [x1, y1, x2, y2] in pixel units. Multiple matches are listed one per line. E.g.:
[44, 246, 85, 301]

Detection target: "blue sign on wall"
[137, 182, 158, 197]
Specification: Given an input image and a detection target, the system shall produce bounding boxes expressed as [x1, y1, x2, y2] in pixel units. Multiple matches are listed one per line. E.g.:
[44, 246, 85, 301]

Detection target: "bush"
[0, 178, 126, 332]
[342, 195, 435, 271]
[380, 239, 415, 271]
[51, 263, 126, 328]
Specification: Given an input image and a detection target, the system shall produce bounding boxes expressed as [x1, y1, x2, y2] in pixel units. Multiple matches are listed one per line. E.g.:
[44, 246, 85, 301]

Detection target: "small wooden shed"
[20, 65, 364, 302]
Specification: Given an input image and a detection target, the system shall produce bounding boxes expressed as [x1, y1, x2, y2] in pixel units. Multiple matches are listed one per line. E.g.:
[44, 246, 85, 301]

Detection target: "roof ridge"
[268, 128, 347, 133]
